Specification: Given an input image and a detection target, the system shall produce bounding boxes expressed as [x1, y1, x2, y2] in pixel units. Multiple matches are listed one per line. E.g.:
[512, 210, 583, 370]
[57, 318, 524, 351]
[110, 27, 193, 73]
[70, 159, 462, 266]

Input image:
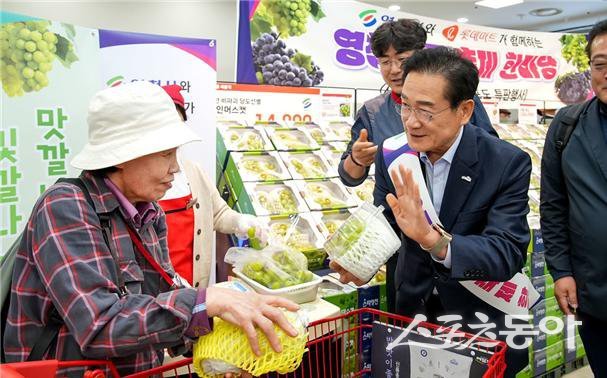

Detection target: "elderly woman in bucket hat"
[3, 81, 299, 377]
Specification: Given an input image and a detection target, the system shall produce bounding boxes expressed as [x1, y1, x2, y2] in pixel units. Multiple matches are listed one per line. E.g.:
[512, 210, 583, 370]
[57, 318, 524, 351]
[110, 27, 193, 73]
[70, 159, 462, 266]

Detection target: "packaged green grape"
[324, 202, 400, 282]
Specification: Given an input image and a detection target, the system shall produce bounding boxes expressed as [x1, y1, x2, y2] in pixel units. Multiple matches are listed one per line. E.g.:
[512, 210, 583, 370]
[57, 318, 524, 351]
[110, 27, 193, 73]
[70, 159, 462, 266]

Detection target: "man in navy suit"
[332, 47, 531, 376]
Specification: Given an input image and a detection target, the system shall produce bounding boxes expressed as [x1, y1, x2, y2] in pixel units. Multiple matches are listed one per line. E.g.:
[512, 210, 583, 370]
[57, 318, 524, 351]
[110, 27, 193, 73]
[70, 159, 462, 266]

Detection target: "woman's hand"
[206, 287, 300, 356]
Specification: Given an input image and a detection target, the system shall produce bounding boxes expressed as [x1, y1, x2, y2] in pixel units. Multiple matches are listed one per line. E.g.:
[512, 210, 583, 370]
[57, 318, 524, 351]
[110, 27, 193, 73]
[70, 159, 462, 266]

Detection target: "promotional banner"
[237, 0, 592, 105]
[99, 30, 216, 180]
[217, 82, 321, 124]
[216, 82, 354, 125]
[1, 11, 100, 249]
[1, 12, 217, 254]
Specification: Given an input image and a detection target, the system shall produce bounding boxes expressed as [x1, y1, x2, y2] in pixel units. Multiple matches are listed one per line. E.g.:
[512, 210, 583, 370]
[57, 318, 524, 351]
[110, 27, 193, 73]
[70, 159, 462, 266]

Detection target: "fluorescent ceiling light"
[388, 5, 400, 11]
[475, 0, 524, 9]
[529, 8, 562, 17]
[457, 17, 469, 23]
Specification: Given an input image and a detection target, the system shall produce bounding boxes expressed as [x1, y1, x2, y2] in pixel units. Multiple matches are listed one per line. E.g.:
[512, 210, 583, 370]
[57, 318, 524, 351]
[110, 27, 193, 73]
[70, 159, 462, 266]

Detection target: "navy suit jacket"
[373, 124, 531, 373]
[374, 124, 531, 308]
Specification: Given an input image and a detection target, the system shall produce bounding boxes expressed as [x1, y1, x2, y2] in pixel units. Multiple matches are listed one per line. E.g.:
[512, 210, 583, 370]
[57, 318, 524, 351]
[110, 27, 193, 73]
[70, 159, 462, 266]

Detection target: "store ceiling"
[363, 0, 607, 32]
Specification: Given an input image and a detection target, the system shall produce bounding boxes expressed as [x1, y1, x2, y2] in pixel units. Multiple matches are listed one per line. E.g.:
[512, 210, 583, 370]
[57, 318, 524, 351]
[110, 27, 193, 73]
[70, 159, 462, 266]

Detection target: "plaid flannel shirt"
[3, 172, 198, 376]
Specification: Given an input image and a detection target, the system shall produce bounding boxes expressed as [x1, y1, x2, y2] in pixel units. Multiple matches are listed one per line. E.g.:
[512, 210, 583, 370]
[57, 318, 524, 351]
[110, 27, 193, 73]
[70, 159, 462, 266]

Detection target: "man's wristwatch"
[421, 223, 452, 257]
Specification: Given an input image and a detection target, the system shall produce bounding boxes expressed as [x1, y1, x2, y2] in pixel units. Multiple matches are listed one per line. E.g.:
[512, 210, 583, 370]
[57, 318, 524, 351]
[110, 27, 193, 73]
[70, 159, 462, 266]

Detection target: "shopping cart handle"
[0, 359, 60, 378]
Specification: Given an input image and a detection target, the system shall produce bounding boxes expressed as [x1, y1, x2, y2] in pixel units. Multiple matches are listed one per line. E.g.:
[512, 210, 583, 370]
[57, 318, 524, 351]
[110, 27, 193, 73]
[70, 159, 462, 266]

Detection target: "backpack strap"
[26, 177, 126, 361]
[555, 100, 592, 154]
[56, 178, 126, 296]
[26, 307, 63, 361]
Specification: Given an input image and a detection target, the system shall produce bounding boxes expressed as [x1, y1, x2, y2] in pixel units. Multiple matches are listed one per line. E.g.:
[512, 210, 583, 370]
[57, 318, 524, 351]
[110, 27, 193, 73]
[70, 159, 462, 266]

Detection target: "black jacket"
[540, 97, 607, 320]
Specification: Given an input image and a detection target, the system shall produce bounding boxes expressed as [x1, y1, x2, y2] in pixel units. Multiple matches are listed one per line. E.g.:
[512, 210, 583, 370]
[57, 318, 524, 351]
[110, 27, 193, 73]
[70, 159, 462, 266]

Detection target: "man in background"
[540, 19, 607, 376]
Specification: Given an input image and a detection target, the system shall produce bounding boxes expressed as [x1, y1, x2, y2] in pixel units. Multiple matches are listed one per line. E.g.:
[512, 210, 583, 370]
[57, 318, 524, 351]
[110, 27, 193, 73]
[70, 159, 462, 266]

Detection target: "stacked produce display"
[217, 118, 373, 272]
[492, 120, 589, 378]
[493, 122, 546, 230]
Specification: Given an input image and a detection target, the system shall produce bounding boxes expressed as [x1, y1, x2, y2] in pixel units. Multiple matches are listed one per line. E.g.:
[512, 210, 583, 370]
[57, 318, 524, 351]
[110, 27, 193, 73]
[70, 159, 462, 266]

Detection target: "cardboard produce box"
[226, 151, 292, 201]
[311, 209, 353, 239]
[280, 150, 337, 180]
[294, 178, 358, 211]
[266, 127, 320, 151]
[241, 181, 308, 216]
[346, 176, 375, 204]
[261, 213, 328, 270]
[217, 125, 274, 164]
[320, 120, 352, 142]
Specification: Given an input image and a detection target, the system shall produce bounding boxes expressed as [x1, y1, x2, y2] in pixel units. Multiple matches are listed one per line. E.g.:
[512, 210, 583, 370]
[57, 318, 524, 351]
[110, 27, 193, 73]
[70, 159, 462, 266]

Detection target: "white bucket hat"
[71, 81, 201, 170]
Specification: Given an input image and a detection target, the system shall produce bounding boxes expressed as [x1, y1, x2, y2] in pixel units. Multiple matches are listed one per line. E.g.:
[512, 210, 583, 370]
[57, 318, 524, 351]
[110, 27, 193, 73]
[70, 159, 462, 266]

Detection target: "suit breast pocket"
[454, 207, 488, 233]
[119, 259, 145, 295]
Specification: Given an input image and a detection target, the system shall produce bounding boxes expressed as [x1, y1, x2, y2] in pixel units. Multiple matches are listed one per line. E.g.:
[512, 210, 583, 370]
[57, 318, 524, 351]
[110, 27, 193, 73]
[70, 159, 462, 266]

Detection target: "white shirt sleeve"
[431, 243, 452, 269]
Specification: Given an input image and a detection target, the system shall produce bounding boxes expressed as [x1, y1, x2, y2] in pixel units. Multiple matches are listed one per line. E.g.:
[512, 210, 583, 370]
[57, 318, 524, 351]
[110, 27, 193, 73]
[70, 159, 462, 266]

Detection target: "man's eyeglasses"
[591, 58, 607, 73]
[378, 56, 408, 70]
[394, 102, 452, 124]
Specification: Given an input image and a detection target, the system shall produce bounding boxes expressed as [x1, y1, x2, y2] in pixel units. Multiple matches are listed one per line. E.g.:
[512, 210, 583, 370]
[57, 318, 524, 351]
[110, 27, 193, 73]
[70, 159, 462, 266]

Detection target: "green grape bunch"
[275, 131, 309, 150]
[339, 103, 351, 117]
[242, 261, 298, 289]
[264, 0, 312, 37]
[269, 222, 314, 251]
[276, 188, 298, 213]
[257, 188, 298, 214]
[271, 250, 310, 279]
[309, 128, 324, 144]
[0, 21, 70, 97]
[329, 217, 365, 259]
[325, 221, 338, 235]
[270, 222, 290, 237]
[290, 157, 324, 178]
[305, 183, 346, 208]
[240, 158, 280, 180]
[560, 34, 589, 73]
[228, 130, 265, 150]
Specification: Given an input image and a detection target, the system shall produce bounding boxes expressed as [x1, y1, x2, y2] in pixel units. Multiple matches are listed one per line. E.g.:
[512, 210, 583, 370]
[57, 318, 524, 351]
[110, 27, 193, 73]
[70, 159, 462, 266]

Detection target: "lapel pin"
[461, 176, 472, 182]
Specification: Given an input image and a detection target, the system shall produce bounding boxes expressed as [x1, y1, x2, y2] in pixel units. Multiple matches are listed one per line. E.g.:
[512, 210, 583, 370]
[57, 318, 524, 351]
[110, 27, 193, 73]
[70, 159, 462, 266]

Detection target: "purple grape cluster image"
[555, 71, 591, 105]
[252, 32, 324, 87]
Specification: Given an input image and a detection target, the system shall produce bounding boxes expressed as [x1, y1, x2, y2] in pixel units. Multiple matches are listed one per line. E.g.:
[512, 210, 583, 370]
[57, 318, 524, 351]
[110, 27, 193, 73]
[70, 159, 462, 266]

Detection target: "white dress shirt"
[419, 126, 464, 269]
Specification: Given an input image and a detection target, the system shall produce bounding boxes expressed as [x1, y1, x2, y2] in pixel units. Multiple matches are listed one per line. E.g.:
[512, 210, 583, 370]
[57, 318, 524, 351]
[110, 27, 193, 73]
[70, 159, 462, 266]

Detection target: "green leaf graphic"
[55, 34, 79, 68]
[292, 52, 312, 73]
[310, 1, 326, 22]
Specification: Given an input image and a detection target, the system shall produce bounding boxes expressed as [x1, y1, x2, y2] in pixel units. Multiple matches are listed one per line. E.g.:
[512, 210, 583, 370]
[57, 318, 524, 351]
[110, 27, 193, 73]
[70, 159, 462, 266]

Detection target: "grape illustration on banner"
[1, 20, 79, 97]
[555, 34, 592, 104]
[249, 0, 326, 87]
[251, 0, 326, 39]
[252, 32, 324, 87]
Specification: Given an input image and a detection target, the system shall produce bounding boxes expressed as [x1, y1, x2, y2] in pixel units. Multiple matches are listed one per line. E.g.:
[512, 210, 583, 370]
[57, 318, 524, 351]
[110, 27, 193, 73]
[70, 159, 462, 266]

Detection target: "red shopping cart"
[0, 308, 506, 377]
[0, 359, 120, 378]
[0, 358, 194, 378]
[284, 307, 507, 378]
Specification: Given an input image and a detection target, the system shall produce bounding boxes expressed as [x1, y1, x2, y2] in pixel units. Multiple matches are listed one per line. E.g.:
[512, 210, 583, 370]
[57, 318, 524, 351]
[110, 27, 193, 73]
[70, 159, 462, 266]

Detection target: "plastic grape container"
[323, 202, 401, 282]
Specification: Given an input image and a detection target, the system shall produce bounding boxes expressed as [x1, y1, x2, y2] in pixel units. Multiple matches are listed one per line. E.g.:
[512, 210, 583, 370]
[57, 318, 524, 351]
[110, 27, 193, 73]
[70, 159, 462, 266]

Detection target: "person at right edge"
[338, 19, 498, 312]
[540, 19, 607, 377]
